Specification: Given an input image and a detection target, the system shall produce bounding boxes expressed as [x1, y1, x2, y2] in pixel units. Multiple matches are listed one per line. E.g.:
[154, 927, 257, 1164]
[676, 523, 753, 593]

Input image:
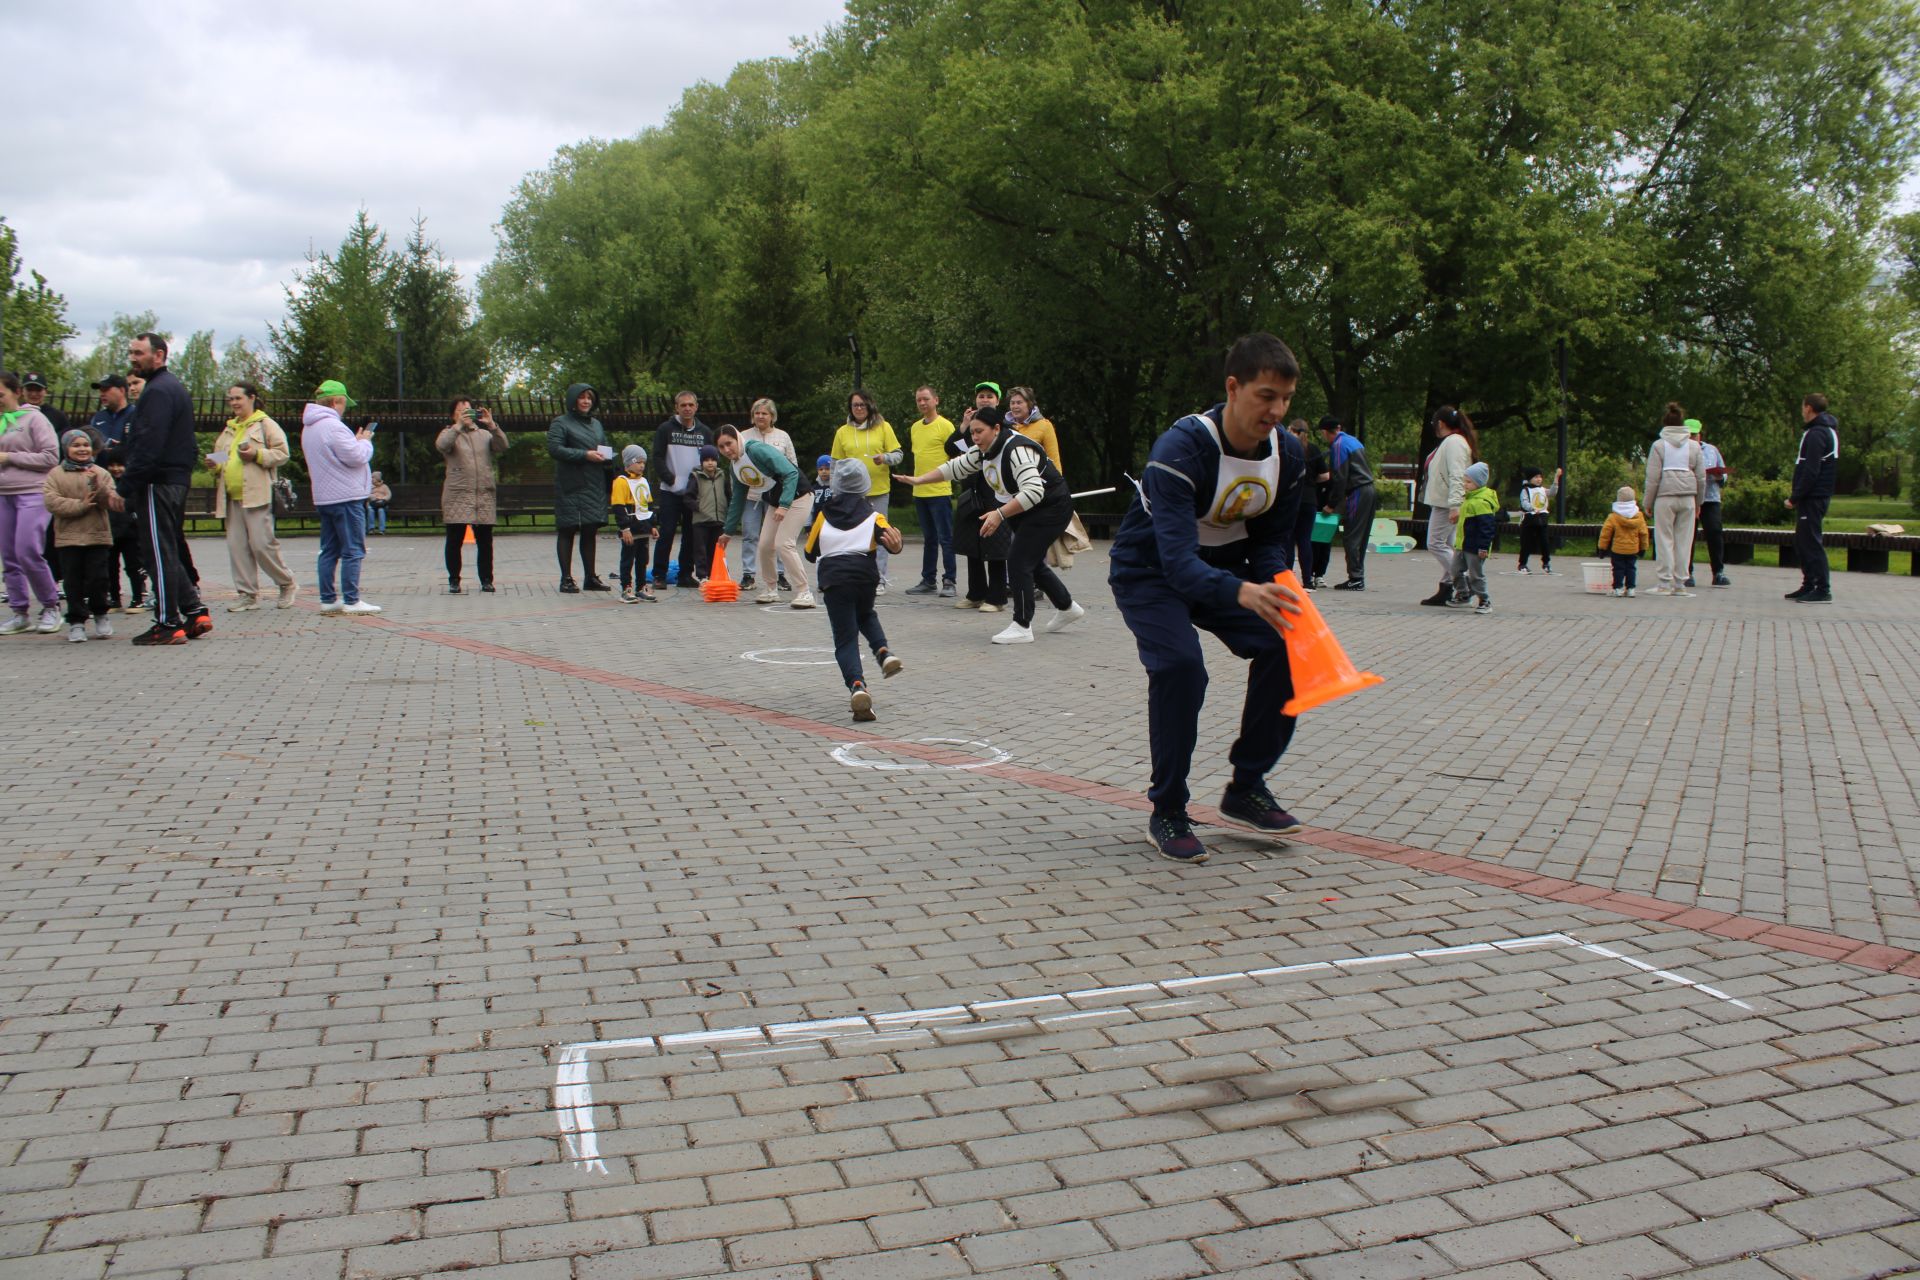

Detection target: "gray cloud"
[8, 0, 847, 365]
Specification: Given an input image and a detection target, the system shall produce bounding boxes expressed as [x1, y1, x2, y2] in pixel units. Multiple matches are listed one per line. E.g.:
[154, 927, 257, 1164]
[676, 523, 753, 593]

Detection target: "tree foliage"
[0, 216, 78, 379]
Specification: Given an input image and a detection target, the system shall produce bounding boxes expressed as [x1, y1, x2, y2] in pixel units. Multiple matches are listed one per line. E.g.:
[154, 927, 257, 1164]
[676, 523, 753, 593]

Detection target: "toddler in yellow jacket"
[1597, 486, 1650, 597]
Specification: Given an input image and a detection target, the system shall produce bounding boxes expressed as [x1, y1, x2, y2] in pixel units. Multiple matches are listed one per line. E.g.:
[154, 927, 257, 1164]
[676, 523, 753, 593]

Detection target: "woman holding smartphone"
[438, 396, 510, 593]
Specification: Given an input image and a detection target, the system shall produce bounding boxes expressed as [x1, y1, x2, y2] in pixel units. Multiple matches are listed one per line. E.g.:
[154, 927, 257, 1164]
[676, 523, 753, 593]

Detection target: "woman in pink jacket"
[0, 372, 63, 633]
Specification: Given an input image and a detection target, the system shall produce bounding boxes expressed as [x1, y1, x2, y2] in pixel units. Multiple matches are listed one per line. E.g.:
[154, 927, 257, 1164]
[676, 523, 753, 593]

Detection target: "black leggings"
[445, 523, 495, 585]
[1009, 500, 1075, 627]
[1518, 513, 1552, 568]
[556, 524, 599, 581]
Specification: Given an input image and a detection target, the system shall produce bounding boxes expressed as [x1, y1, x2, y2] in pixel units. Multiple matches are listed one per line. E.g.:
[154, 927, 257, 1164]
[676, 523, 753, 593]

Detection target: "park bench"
[1388, 519, 1920, 575]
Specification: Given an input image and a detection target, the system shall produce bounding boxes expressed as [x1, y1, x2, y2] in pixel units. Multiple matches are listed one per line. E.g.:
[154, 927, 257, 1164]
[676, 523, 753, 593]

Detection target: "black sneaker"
[558, 579, 580, 594]
[1148, 812, 1209, 864]
[1419, 589, 1452, 607]
[1712, 574, 1731, 587]
[1796, 591, 1833, 604]
[131, 623, 187, 646]
[1685, 575, 1696, 588]
[1218, 783, 1303, 836]
[1332, 579, 1364, 591]
[448, 582, 463, 594]
[904, 581, 938, 596]
[777, 575, 791, 592]
[1784, 586, 1811, 600]
[740, 573, 757, 591]
[480, 582, 496, 593]
[582, 577, 612, 592]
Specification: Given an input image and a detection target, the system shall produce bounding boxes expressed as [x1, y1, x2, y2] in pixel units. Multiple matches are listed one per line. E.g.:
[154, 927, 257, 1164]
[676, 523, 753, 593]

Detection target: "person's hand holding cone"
[1268, 569, 1383, 715]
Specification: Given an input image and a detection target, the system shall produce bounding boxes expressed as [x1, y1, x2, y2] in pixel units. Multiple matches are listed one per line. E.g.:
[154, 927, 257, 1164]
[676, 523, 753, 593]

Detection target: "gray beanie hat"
[1465, 461, 1490, 486]
[830, 457, 871, 496]
[622, 444, 645, 467]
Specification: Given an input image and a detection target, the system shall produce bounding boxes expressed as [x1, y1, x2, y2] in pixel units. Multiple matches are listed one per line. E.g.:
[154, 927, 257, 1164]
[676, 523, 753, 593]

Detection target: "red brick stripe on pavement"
[378, 619, 1920, 979]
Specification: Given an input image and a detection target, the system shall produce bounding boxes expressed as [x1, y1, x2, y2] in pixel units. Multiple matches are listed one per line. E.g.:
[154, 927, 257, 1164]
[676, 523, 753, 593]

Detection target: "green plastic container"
[1311, 512, 1340, 544]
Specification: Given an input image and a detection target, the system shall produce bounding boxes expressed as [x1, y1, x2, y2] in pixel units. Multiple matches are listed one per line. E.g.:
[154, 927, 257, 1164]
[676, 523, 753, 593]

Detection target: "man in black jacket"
[1786, 393, 1838, 604]
[121, 332, 208, 643]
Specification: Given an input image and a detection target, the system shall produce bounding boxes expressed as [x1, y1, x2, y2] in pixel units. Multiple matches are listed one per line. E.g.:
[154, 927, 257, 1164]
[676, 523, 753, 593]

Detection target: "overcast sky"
[5, 0, 849, 367]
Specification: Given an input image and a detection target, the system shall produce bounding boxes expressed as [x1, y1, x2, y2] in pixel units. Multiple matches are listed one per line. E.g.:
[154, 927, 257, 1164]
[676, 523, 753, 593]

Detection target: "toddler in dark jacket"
[805, 459, 905, 721]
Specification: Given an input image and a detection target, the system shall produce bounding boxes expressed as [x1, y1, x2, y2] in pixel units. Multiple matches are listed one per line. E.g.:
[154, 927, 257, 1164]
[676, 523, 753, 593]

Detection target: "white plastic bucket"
[1581, 562, 1611, 594]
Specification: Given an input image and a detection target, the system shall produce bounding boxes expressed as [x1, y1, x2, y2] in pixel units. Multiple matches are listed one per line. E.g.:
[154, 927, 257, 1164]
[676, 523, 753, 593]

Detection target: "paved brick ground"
[1, 533, 1916, 1278]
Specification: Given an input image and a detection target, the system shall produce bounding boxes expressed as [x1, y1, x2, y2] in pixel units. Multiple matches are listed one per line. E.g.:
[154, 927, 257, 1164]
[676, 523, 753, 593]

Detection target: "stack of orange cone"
[701, 542, 739, 602]
[1270, 570, 1383, 715]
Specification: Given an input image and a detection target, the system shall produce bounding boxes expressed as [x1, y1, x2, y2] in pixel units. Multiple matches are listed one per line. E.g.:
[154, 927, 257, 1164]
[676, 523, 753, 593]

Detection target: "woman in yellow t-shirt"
[828, 389, 903, 589]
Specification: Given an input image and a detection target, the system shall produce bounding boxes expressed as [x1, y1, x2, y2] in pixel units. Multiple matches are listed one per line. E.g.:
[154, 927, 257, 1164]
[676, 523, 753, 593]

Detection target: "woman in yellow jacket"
[829, 389, 903, 590]
[209, 380, 296, 610]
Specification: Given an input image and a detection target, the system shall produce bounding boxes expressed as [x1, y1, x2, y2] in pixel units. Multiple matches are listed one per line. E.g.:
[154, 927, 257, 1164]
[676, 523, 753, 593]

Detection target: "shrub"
[1562, 447, 1642, 520]
[1723, 477, 1791, 525]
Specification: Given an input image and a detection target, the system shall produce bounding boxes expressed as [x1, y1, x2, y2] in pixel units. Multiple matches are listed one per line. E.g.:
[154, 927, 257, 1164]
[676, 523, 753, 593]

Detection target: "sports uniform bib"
[1196, 416, 1280, 546]
[731, 456, 771, 498]
[818, 513, 878, 558]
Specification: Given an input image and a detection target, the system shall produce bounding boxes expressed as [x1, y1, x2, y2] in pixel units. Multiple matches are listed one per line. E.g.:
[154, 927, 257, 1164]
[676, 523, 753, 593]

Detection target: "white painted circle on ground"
[761, 604, 810, 615]
[830, 737, 1013, 772]
[741, 646, 836, 665]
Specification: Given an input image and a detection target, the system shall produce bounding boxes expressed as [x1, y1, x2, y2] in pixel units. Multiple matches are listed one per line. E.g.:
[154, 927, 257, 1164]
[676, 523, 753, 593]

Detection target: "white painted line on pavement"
[740, 646, 835, 664]
[551, 931, 1754, 1171]
[829, 737, 1013, 772]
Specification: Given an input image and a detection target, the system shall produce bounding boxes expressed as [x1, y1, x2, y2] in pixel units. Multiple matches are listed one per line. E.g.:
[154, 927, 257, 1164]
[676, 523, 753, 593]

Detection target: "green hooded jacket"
[547, 383, 612, 526]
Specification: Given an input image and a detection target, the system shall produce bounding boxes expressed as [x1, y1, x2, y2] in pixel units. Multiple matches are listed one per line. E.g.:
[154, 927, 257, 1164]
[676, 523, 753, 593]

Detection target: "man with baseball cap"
[88, 375, 134, 447]
[1685, 417, 1731, 588]
[20, 373, 69, 436]
[302, 379, 380, 615]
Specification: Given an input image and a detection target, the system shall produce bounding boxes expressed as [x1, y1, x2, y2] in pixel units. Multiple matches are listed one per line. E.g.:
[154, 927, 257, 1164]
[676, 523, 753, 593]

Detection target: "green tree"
[393, 216, 489, 401]
[269, 210, 399, 402]
[172, 329, 222, 403]
[0, 216, 77, 379]
[74, 310, 165, 385]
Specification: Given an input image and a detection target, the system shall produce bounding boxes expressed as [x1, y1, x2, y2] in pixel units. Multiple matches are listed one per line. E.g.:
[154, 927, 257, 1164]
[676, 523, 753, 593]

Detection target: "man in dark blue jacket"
[121, 332, 208, 643]
[1110, 333, 1308, 864]
[1319, 415, 1376, 590]
[88, 375, 137, 447]
[1786, 393, 1838, 604]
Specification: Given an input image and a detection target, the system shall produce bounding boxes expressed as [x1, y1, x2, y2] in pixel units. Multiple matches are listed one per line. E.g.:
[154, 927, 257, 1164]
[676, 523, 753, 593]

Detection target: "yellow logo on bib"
[1212, 478, 1272, 524]
[740, 464, 764, 487]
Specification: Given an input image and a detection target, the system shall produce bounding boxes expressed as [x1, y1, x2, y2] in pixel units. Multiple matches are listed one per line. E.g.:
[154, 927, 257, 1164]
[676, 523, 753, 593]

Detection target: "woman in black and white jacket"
[898, 406, 1084, 644]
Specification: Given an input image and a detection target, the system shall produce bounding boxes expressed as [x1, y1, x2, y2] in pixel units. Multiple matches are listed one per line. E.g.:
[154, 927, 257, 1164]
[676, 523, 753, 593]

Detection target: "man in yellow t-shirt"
[904, 385, 956, 596]
[829, 390, 904, 590]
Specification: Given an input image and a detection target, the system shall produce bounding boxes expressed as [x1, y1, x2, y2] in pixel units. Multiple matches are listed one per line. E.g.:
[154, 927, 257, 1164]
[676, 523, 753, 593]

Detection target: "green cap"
[973, 380, 1001, 397]
[1684, 418, 1702, 435]
[315, 379, 357, 408]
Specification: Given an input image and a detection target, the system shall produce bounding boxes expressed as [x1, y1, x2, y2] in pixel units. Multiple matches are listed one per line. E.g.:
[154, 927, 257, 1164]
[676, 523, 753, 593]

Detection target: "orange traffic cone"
[462, 526, 476, 546]
[701, 541, 739, 602]
[1271, 570, 1383, 715]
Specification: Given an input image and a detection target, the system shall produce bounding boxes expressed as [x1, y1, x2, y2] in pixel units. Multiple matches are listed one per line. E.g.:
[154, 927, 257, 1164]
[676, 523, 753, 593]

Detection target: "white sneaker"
[319, 600, 345, 615]
[1516, 566, 1531, 575]
[1609, 588, 1622, 597]
[35, 606, 63, 633]
[342, 600, 383, 615]
[1626, 588, 1636, 598]
[66, 623, 88, 643]
[881, 654, 904, 678]
[1044, 601, 1086, 634]
[755, 591, 779, 605]
[875, 582, 888, 596]
[0, 612, 29, 636]
[90, 615, 114, 639]
[991, 621, 1035, 644]
[227, 598, 261, 613]
[789, 593, 816, 609]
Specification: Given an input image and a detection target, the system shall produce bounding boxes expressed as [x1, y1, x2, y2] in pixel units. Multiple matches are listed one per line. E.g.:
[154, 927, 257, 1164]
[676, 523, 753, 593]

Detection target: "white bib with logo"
[1196, 416, 1280, 546]
[818, 513, 878, 559]
[731, 454, 772, 499]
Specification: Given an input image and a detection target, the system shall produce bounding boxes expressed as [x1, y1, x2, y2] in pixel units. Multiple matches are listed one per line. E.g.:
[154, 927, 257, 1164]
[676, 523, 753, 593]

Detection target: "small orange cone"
[1271, 569, 1383, 715]
[462, 525, 476, 546]
[701, 541, 739, 602]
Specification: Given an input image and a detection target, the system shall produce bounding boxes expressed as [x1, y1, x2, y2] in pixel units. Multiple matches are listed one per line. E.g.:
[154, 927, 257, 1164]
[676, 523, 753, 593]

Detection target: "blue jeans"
[740, 498, 767, 578]
[317, 501, 368, 604]
[367, 502, 388, 534]
[823, 580, 888, 689]
[915, 496, 956, 585]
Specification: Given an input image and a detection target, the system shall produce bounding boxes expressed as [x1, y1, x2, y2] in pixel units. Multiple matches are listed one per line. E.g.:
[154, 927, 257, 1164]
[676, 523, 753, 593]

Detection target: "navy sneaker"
[1148, 812, 1209, 864]
[1218, 783, 1304, 836]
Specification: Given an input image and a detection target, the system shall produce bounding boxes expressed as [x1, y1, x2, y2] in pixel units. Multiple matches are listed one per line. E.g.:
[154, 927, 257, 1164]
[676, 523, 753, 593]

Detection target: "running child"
[805, 459, 905, 722]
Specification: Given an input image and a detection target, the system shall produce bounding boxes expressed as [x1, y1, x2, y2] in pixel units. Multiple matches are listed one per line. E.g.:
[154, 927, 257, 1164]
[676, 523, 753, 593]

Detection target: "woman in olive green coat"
[547, 383, 614, 592]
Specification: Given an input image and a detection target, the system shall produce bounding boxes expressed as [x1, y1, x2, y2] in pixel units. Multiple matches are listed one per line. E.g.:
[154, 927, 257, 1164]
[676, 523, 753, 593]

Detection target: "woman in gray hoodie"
[1643, 401, 1706, 596]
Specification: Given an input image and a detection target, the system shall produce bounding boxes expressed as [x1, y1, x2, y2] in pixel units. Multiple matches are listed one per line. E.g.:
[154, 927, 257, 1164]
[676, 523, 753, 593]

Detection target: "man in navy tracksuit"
[1786, 393, 1839, 603]
[1110, 333, 1309, 864]
[120, 332, 209, 643]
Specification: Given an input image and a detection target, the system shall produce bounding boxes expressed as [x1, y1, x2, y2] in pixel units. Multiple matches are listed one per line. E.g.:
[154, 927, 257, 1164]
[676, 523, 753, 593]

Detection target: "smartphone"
[366, 421, 380, 434]
[465, 408, 479, 421]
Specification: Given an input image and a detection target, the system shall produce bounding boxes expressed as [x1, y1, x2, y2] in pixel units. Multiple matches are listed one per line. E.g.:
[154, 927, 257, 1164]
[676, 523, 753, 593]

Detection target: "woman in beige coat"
[437, 397, 510, 592]
[211, 381, 296, 611]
